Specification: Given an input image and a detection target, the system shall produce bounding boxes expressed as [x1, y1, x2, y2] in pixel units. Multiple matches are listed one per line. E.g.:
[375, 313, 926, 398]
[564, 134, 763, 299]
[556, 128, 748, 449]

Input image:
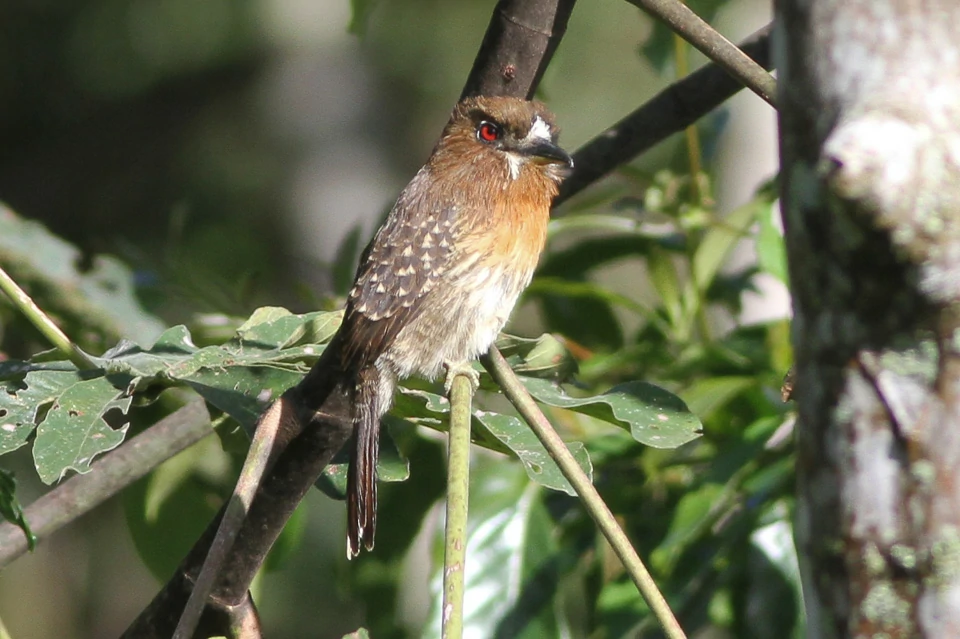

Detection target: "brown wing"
[338, 169, 458, 371]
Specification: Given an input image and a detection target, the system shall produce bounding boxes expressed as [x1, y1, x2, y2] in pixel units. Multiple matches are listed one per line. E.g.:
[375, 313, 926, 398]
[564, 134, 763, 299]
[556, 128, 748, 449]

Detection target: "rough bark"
[777, 0, 960, 637]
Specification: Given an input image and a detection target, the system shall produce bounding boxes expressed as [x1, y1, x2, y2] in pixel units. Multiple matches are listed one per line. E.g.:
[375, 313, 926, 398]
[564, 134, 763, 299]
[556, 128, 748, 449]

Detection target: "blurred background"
[0, 0, 778, 636]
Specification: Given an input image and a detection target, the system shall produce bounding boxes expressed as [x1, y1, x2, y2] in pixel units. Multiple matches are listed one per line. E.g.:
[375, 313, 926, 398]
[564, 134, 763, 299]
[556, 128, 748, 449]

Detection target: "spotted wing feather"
[339, 175, 458, 370]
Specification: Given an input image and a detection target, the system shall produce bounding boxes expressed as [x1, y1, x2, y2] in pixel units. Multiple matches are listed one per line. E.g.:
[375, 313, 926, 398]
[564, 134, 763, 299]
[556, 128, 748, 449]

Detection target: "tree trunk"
[777, 0, 960, 637]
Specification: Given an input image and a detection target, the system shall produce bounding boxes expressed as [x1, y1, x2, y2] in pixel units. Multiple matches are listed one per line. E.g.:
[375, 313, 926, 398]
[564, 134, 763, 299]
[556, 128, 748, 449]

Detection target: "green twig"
[0, 265, 96, 370]
[482, 347, 687, 639]
[442, 373, 474, 639]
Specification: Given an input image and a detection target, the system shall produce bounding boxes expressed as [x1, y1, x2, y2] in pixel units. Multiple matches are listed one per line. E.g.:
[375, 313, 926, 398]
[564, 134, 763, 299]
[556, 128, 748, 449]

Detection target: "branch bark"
[778, 1, 960, 637]
[460, 0, 577, 100]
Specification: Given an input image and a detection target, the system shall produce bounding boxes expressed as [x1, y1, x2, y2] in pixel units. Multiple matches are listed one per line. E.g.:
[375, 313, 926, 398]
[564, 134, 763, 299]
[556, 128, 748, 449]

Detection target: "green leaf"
[423, 462, 570, 639]
[651, 482, 724, 573]
[395, 387, 593, 495]
[756, 200, 788, 284]
[32, 375, 131, 483]
[680, 376, 756, 421]
[1, 369, 82, 456]
[0, 468, 35, 550]
[473, 410, 592, 495]
[332, 225, 365, 296]
[341, 629, 371, 639]
[743, 508, 805, 638]
[521, 377, 702, 449]
[692, 198, 761, 295]
[496, 332, 578, 381]
[348, 0, 379, 35]
[0, 204, 164, 345]
[123, 435, 230, 581]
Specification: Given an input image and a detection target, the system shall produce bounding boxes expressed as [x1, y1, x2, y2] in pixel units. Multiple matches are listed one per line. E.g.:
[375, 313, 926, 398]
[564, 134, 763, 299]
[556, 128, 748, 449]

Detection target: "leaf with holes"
[0, 369, 83, 456]
[32, 376, 131, 483]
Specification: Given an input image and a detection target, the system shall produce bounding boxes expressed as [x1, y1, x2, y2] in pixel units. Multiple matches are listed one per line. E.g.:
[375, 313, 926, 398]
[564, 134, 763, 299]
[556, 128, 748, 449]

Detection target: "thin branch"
[0, 265, 96, 370]
[626, 0, 775, 105]
[0, 399, 211, 567]
[482, 347, 687, 639]
[441, 373, 475, 639]
[172, 398, 287, 639]
[461, 0, 578, 100]
[121, 392, 354, 638]
[557, 24, 773, 204]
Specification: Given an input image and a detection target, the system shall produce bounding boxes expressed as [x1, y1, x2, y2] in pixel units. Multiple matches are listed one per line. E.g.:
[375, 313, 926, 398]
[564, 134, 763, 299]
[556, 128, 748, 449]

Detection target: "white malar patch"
[526, 116, 552, 143]
[505, 152, 522, 180]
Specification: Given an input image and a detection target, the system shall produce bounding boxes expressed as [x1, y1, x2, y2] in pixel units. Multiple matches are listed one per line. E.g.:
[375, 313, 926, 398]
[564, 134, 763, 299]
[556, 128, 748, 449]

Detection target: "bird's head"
[430, 96, 574, 187]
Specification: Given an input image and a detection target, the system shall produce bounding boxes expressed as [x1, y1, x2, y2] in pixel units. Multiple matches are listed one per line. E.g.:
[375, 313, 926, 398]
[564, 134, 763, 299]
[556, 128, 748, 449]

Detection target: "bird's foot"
[443, 361, 480, 395]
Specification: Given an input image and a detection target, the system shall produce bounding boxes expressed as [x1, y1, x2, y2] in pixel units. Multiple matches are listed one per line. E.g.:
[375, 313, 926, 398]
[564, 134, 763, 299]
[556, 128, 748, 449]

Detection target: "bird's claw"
[444, 361, 480, 395]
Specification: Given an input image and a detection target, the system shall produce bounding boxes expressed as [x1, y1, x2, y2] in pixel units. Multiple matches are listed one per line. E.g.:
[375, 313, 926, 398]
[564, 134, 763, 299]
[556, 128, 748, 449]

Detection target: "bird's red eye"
[477, 121, 501, 143]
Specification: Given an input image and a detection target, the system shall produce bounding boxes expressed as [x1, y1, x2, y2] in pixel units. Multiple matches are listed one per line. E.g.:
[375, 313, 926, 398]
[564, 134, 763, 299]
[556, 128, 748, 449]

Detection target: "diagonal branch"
[625, 0, 775, 105]
[482, 347, 687, 639]
[0, 398, 211, 568]
[557, 24, 773, 204]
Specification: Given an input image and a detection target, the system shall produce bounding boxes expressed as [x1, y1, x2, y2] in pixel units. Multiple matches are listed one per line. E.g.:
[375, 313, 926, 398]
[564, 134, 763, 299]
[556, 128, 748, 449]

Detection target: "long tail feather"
[347, 366, 381, 558]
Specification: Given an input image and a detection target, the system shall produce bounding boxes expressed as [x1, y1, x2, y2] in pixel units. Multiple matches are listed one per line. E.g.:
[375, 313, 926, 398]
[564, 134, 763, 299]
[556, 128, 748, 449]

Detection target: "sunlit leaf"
[521, 377, 702, 449]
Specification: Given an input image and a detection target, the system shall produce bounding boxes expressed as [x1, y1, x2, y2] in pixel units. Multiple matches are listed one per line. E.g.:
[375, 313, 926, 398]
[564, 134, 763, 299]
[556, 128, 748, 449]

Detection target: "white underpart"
[505, 116, 554, 181]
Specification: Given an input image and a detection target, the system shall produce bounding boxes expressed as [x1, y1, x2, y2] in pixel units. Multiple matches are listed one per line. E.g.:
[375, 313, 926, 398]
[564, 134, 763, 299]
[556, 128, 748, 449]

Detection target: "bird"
[287, 95, 573, 558]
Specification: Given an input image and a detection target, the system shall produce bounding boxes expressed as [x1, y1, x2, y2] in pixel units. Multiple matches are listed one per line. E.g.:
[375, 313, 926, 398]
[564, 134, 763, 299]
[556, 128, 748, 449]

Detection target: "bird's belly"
[384, 262, 532, 381]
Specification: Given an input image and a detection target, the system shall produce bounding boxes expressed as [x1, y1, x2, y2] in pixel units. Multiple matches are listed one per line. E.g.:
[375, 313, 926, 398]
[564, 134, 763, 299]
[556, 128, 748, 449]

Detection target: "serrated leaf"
[423, 462, 569, 639]
[32, 376, 131, 483]
[0, 468, 35, 550]
[0, 369, 82, 455]
[521, 378, 702, 449]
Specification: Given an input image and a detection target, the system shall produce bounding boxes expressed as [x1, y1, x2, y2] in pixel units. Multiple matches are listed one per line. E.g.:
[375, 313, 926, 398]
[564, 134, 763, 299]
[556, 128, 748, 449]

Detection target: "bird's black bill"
[523, 141, 574, 169]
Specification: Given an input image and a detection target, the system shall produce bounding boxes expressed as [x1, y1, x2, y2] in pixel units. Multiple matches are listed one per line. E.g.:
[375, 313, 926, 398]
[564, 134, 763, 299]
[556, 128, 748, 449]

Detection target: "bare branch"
[558, 24, 772, 204]
[625, 0, 775, 105]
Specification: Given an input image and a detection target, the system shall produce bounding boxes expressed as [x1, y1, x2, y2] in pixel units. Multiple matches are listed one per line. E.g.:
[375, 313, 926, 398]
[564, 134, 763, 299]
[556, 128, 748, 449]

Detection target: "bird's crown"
[437, 96, 573, 182]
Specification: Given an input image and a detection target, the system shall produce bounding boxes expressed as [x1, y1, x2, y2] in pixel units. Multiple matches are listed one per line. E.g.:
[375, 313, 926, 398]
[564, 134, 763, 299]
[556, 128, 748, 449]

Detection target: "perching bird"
[289, 95, 572, 558]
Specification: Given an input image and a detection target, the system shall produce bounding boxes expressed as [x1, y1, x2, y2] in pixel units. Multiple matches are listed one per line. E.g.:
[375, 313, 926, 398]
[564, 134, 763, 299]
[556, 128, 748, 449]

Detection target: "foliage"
[0, 1, 796, 637]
